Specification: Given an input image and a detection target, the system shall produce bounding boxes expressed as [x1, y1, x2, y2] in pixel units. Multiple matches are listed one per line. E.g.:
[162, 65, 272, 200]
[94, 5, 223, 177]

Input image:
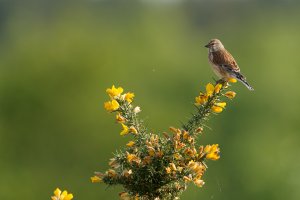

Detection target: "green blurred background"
[0, 0, 299, 199]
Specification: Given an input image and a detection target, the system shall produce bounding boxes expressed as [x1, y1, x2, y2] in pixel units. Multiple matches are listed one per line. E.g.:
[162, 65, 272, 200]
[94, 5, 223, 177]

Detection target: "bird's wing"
[212, 50, 240, 72]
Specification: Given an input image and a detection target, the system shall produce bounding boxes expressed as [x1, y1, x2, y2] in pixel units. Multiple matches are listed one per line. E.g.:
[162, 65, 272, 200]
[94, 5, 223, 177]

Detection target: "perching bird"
[205, 39, 254, 90]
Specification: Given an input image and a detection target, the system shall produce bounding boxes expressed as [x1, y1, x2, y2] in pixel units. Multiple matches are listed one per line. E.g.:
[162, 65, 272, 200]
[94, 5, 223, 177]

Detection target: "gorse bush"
[90, 78, 237, 200]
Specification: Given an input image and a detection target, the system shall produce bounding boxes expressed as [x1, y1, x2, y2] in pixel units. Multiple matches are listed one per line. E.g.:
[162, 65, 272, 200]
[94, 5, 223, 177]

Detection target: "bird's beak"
[204, 44, 210, 48]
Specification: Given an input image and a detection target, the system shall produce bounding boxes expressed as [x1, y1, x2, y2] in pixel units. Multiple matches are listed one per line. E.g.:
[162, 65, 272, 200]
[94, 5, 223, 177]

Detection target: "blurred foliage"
[0, 1, 300, 200]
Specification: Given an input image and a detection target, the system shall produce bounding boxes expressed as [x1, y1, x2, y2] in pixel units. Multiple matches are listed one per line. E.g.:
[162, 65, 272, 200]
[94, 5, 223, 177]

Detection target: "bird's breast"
[208, 53, 229, 78]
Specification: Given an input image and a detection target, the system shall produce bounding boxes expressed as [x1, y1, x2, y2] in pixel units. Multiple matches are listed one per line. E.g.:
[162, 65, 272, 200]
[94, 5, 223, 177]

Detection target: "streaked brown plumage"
[205, 39, 254, 90]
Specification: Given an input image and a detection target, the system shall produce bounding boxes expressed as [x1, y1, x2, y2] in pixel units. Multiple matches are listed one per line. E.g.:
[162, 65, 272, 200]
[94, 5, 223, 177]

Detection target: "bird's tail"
[234, 73, 254, 91]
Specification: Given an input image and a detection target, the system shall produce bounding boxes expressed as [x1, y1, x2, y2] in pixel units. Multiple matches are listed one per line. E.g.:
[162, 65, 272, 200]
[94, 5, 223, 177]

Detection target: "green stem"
[182, 80, 228, 135]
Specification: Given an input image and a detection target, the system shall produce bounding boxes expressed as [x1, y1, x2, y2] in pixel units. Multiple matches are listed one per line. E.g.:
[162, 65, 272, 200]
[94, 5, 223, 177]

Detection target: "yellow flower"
[104, 100, 120, 112]
[169, 126, 180, 134]
[126, 141, 135, 147]
[187, 136, 194, 144]
[204, 144, 220, 161]
[225, 91, 236, 99]
[183, 176, 192, 182]
[211, 105, 223, 113]
[188, 160, 205, 177]
[177, 166, 183, 172]
[204, 145, 212, 153]
[184, 147, 196, 157]
[182, 130, 189, 139]
[120, 123, 129, 136]
[206, 83, 215, 97]
[90, 176, 102, 183]
[212, 102, 226, 113]
[116, 113, 125, 123]
[173, 153, 182, 160]
[188, 160, 196, 169]
[119, 192, 131, 200]
[206, 152, 220, 160]
[228, 78, 237, 83]
[190, 162, 205, 178]
[214, 83, 222, 94]
[165, 167, 172, 174]
[195, 93, 208, 105]
[51, 188, 73, 200]
[125, 92, 135, 103]
[106, 85, 123, 98]
[215, 102, 226, 108]
[107, 169, 117, 178]
[129, 126, 138, 135]
[150, 134, 159, 144]
[194, 179, 205, 187]
[148, 147, 155, 157]
[126, 153, 140, 164]
[170, 163, 177, 171]
[174, 141, 185, 150]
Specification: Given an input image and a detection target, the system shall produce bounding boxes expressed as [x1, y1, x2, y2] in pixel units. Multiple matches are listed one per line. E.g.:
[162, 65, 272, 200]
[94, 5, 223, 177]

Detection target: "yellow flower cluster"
[186, 160, 206, 187]
[116, 113, 125, 123]
[125, 92, 135, 103]
[126, 141, 135, 147]
[168, 127, 219, 181]
[104, 85, 135, 112]
[120, 123, 129, 136]
[103, 85, 140, 136]
[91, 175, 102, 183]
[106, 85, 123, 99]
[51, 188, 73, 200]
[195, 82, 236, 113]
[195, 83, 222, 106]
[126, 152, 141, 164]
[204, 144, 220, 160]
[104, 99, 119, 111]
[119, 123, 138, 136]
[225, 91, 236, 99]
[212, 102, 226, 113]
[165, 162, 183, 175]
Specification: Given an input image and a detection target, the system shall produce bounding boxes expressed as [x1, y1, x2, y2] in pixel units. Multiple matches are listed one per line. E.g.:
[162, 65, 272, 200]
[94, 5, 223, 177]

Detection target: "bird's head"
[205, 39, 224, 52]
